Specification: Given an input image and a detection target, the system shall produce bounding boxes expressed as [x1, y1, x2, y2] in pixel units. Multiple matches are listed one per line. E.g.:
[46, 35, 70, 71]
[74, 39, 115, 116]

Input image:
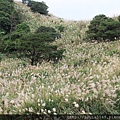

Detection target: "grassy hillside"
[0, 1, 120, 114]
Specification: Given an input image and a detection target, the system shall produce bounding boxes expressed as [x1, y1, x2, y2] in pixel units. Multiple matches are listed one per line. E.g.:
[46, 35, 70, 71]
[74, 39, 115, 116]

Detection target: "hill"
[0, 1, 120, 115]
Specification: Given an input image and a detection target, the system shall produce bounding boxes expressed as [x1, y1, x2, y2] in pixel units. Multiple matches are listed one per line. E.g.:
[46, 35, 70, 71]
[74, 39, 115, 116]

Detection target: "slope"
[0, 1, 120, 114]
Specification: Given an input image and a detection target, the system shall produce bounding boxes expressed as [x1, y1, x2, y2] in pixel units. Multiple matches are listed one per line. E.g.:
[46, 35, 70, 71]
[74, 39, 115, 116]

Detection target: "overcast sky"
[18, 0, 120, 20]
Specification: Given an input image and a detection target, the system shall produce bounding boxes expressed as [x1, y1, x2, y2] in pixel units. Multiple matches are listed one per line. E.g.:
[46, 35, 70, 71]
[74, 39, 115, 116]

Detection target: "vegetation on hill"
[0, 0, 120, 116]
[0, 0, 64, 65]
[0, 0, 21, 34]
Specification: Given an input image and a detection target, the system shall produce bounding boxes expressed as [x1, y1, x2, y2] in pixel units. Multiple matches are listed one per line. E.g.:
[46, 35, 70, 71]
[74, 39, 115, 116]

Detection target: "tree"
[0, 1, 13, 34]
[86, 14, 108, 40]
[1, 22, 30, 53]
[17, 32, 64, 65]
[0, 1, 14, 14]
[27, 1, 48, 15]
[2, 26, 64, 65]
[35, 26, 61, 39]
[0, 13, 11, 33]
[0, 0, 21, 34]
[97, 18, 120, 40]
[86, 14, 120, 41]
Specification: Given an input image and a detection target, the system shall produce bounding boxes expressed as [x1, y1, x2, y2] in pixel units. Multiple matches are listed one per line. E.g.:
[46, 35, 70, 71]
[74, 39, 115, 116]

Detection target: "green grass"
[0, 1, 120, 114]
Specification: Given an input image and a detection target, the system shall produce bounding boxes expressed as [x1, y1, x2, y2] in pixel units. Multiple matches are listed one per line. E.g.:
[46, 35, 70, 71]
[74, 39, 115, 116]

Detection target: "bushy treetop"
[27, 0, 48, 15]
[86, 14, 120, 41]
[35, 26, 61, 39]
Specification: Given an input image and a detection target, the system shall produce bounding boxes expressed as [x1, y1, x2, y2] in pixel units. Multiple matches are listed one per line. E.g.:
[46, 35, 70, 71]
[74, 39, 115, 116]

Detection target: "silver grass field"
[0, 1, 120, 114]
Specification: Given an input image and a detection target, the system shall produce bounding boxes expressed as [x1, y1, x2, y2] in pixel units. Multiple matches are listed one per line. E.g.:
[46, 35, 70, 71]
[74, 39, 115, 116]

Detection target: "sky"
[18, 0, 120, 20]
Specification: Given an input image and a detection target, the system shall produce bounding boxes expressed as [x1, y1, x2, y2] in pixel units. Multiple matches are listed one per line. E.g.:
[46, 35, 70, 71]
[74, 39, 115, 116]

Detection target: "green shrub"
[35, 26, 61, 39]
[86, 14, 120, 41]
[0, 11, 10, 18]
[16, 22, 30, 33]
[27, 1, 48, 15]
[36, 26, 56, 33]
[0, 1, 14, 14]
[55, 25, 65, 32]
[0, 16, 11, 33]
[0, 0, 21, 34]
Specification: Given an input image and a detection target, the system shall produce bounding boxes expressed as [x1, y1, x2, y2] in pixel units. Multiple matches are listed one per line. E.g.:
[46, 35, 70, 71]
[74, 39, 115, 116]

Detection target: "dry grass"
[0, 1, 120, 114]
